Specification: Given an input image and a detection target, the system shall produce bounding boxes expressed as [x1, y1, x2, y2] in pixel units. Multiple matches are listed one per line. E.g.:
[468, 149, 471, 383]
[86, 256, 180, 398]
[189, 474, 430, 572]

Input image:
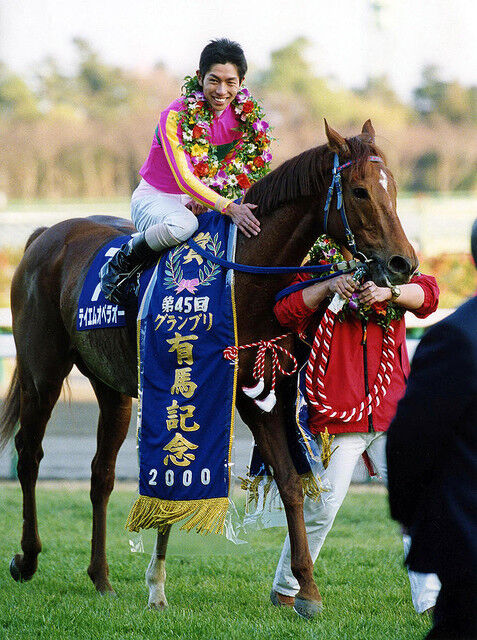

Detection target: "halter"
[323, 153, 383, 259]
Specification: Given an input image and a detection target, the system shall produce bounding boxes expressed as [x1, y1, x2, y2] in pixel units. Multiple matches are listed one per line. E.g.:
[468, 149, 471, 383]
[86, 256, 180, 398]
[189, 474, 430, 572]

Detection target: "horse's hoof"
[9, 557, 32, 583]
[148, 600, 168, 611]
[270, 589, 295, 608]
[293, 595, 323, 620]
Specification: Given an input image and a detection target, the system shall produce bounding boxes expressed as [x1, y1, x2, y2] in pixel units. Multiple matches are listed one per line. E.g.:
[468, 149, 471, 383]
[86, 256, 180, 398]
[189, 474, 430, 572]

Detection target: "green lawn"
[0, 483, 431, 640]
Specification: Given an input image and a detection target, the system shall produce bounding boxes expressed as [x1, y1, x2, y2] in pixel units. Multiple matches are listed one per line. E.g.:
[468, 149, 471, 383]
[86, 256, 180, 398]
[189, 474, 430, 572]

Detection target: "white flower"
[228, 175, 238, 186]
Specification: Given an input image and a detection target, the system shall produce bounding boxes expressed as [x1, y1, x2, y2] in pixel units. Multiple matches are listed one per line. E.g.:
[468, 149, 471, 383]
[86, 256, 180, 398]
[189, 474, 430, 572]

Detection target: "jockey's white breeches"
[131, 179, 199, 251]
[272, 431, 441, 614]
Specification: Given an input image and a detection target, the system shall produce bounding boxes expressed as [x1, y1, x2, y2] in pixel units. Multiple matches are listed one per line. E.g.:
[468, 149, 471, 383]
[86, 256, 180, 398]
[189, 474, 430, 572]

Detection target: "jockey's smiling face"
[197, 63, 242, 115]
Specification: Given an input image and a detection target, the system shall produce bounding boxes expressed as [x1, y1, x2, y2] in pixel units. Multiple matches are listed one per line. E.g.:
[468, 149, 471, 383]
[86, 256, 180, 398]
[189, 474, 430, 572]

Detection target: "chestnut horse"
[0, 121, 417, 618]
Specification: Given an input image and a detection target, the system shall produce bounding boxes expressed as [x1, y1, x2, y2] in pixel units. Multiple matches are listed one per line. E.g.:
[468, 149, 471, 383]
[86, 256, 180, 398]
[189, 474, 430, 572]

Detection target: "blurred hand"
[357, 281, 392, 305]
[224, 202, 260, 238]
[327, 274, 359, 300]
[186, 200, 209, 216]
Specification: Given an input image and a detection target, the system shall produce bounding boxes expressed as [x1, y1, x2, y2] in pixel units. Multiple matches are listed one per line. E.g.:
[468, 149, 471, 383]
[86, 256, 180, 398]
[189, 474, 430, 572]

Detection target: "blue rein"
[186, 236, 363, 275]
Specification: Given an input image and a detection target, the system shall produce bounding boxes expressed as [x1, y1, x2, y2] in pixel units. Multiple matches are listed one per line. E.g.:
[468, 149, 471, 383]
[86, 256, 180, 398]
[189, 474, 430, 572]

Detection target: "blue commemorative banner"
[126, 210, 238, 535]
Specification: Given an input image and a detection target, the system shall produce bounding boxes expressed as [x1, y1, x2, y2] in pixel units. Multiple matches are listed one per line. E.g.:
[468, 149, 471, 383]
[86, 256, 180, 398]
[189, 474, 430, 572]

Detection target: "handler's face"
[198, 63, 241, 114]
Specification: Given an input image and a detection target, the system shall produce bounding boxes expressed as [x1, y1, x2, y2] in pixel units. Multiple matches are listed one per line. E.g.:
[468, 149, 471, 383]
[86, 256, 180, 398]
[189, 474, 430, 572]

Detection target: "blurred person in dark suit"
[386, 218, 477, 639]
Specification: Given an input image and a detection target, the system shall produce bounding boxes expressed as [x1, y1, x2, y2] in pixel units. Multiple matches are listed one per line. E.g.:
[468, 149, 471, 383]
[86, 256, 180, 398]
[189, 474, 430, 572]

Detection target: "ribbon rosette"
[176, 278, 200, 294]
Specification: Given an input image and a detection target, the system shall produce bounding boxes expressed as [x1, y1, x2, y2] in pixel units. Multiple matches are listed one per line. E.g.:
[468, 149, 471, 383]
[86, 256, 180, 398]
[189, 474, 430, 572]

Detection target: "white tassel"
[242, 377, 264, 399]
[255, 390, 276, 412]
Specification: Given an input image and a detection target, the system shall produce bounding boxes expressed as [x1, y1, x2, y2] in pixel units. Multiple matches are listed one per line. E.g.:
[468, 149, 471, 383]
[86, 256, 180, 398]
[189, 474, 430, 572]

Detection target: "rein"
[186, 236, 364, 275]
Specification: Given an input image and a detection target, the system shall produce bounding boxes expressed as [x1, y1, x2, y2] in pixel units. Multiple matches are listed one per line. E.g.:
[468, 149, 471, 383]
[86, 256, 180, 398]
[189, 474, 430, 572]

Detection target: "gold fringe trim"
[320, 427, 338, 469]
[300, 470, 327, 501]
[239, 474, 274, 512]
[240, 468, 328, 510]
[125, 496, 229, 535]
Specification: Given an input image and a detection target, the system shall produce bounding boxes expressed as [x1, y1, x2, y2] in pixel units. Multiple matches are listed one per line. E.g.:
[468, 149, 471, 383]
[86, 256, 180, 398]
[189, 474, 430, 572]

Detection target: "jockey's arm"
[158, 109, 232, 213]
[159, 109, 260, 236]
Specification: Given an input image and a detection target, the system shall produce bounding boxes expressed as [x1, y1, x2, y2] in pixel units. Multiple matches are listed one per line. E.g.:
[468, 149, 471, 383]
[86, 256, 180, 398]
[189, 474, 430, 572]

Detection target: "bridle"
[323, 153, 384, 262]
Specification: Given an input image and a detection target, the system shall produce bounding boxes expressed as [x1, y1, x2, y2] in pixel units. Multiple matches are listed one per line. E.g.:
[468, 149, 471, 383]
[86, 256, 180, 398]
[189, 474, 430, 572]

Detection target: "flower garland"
[309, 235, 405, 330]
[178, 75, 273, 200]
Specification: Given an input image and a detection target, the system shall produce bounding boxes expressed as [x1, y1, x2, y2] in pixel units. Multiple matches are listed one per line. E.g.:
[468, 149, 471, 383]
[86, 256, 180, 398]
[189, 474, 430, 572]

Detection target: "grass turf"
[0, 483, 432, 640]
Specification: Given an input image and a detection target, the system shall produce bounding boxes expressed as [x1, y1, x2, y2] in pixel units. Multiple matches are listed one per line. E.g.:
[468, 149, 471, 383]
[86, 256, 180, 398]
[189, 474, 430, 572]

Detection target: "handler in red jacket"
[271, 238, 441, 614]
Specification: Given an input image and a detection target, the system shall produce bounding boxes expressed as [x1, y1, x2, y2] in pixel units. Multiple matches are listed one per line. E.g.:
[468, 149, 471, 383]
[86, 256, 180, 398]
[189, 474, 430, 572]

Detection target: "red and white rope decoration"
[224, 334, 298, 410]
[305, 308, 396, 422]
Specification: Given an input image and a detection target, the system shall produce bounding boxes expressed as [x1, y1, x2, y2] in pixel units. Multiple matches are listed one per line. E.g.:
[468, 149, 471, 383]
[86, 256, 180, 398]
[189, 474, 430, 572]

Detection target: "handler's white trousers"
[272, 431, 441, 614]
[131, 179, 199, 251]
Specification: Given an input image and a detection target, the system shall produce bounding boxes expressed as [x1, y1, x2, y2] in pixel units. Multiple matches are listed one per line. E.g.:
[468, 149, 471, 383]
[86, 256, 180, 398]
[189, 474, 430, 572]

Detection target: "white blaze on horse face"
[379, 168, 394, 210]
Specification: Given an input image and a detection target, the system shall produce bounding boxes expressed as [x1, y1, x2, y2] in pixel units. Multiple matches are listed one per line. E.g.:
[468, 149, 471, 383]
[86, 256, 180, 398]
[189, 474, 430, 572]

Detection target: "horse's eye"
[352, 187, 369, 199]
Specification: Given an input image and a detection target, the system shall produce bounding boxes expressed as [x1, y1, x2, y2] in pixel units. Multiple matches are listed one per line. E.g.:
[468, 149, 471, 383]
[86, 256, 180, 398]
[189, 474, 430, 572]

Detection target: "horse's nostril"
[387, 255, 412, 275]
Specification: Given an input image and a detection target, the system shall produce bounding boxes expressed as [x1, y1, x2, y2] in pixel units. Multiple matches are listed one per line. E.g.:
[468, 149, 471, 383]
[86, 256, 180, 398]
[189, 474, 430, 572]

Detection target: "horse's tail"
[0, 228, 47, 452]
[25, 226, 48, 251]
[0, 366, 20, 453]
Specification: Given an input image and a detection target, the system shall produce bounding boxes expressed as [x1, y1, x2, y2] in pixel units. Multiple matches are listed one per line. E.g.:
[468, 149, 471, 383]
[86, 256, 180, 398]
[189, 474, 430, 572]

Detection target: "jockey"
[270, 236, 442, 615]
[100, 38, 272, 304]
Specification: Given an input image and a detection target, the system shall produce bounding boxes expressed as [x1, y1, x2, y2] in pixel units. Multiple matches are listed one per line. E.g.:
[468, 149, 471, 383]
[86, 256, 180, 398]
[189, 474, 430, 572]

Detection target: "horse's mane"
[245, 135, 386, 215]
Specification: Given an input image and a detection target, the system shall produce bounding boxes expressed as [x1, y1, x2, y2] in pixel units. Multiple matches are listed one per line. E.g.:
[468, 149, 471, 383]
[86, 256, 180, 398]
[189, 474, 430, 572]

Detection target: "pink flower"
[252, 120, 270, 133]
[235, 88, 251, 103]
[261, 151, 273, 163]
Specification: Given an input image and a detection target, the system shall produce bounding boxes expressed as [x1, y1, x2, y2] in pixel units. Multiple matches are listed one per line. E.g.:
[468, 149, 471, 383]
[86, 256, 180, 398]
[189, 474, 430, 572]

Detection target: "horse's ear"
[324, 119, 350, 156]
[361, 119, 375, 143]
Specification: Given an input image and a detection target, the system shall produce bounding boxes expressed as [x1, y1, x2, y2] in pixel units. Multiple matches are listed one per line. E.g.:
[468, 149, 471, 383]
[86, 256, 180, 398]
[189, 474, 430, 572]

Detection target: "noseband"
[323, 153, 384, 259]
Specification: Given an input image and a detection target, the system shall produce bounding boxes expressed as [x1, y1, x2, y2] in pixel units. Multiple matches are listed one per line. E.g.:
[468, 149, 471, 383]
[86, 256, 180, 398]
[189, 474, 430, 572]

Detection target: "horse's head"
[324, 119, 418, 286]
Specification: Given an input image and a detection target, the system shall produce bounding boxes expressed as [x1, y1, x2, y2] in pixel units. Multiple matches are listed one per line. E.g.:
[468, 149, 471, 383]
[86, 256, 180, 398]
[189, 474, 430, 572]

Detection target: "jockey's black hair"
[199, 39, 247, 80]
[471, 218, 477, 266]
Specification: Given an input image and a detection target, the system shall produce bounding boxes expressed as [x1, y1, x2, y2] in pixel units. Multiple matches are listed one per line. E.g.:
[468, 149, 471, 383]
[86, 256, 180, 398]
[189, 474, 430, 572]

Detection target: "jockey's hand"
[327, 274, 359, 300]
[224, 202, 260, 238]
[186, 200, 209, 216]
[357, 280, 392, 305]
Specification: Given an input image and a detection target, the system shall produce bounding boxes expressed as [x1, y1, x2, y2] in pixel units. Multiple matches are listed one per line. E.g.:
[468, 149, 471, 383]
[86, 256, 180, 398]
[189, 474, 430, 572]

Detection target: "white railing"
[1, 195, 476, 253]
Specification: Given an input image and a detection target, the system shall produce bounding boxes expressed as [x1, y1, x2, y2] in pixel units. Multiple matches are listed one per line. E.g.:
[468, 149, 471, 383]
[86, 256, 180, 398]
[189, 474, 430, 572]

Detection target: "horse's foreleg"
[241, 399, 322, 618]
[88, 379, 131, 594]
[11, 374, 65, 583]
[146, 525, 172, 610]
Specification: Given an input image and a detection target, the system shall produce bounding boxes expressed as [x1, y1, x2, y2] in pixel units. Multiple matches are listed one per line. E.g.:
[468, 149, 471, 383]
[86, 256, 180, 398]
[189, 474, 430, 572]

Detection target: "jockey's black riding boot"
[99, 232, 158, 305]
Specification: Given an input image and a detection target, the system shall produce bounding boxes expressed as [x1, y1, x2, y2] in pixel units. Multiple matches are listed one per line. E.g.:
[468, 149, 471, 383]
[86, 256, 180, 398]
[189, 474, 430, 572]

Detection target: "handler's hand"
[357, 280, 392, 305]
[327, 274, 359, 300]
[186, 200, 209, 216]
[224, 202, 260, 238]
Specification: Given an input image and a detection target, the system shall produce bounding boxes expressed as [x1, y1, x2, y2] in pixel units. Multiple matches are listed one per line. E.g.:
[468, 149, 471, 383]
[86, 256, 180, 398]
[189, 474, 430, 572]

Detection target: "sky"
[1, 0, 476, 101]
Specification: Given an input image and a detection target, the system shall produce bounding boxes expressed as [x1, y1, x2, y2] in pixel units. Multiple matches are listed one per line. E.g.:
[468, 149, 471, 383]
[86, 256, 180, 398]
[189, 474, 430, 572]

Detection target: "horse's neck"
[236, 197, 325, 269]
